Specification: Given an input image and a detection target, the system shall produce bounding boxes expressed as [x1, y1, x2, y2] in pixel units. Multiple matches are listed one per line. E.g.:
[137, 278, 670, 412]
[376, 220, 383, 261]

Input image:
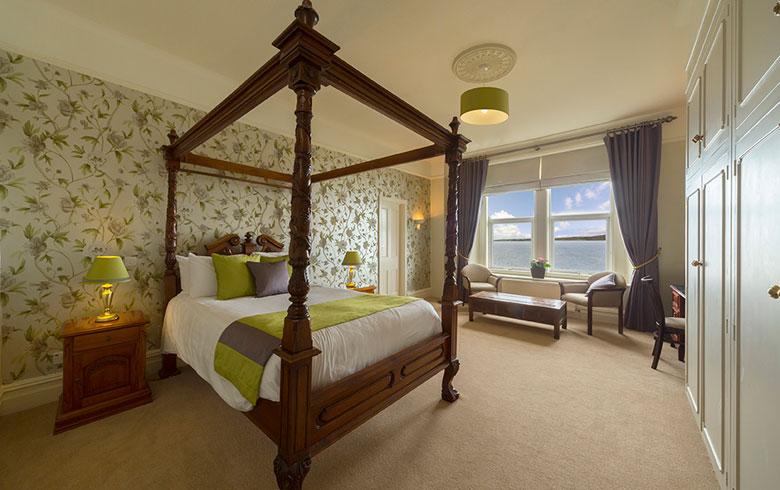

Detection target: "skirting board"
[0, 349, 163, 416]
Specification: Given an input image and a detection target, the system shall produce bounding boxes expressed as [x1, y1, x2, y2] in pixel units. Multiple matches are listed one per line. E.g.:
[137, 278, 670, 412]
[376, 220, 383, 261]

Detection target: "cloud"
[490, 209, 514, 219]
[564, 197, 574, 210]
[598, 200, 611, 211]
[575, 192, 583, 206]
[554, 221, 571, 233]
[493, 223, 530, 240]
[584, 188, 597, 199]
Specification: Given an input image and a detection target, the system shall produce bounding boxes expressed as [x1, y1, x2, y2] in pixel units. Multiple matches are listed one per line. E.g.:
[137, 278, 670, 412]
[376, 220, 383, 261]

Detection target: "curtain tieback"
[456, 251, 470, 261]
[632, 248, 662, 270]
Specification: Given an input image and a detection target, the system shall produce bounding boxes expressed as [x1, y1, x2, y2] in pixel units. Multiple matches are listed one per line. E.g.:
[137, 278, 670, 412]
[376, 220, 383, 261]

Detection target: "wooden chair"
[559, 272, 627, 335]
[641, 275, 685, 369]
[461, 263, 502, 297]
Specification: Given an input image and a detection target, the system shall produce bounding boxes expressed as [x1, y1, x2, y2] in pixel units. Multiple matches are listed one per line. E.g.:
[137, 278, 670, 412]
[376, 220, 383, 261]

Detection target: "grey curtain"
[604, 125, 662, 332]
[457, 157, 489, 301]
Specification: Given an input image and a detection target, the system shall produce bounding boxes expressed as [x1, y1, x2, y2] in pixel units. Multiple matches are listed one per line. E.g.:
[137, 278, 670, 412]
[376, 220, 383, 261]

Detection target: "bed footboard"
[308, 333, 450, 454]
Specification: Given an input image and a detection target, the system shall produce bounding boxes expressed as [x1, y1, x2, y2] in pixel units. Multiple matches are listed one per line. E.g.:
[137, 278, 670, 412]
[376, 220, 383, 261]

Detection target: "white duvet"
[161, 287, 441, 411]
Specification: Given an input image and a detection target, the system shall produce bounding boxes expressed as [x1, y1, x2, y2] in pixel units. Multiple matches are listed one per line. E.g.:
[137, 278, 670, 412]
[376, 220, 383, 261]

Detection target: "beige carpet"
[0, 311, 717, 489]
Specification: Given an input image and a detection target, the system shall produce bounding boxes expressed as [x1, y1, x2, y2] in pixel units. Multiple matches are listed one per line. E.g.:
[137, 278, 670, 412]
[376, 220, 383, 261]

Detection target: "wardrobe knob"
[774, 1, 780, 16]
[769, 285, 780, 299]
[691, 259, 703, 267]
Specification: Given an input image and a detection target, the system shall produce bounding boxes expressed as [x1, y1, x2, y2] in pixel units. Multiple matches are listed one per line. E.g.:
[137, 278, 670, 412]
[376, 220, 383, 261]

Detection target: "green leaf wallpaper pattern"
[0, 50, 431, 384]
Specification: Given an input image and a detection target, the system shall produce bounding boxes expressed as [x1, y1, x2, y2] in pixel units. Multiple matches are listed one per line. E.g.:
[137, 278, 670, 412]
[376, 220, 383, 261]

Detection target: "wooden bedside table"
[54, 310, 152, 434]
[348, 285, 376, 294]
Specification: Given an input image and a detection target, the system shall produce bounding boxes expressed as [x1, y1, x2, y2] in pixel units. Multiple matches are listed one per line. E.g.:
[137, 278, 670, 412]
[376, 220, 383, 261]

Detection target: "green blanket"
[214, 294, 420, 404]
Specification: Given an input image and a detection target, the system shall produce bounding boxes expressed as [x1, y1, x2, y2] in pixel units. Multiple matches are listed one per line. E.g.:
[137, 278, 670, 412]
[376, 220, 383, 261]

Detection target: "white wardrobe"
[684, 1, 780, 488]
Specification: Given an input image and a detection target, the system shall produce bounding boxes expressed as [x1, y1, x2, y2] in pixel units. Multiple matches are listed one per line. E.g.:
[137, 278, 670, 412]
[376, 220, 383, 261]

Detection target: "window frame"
[485, 191, 535, 271]
[482, 181, 615, 279]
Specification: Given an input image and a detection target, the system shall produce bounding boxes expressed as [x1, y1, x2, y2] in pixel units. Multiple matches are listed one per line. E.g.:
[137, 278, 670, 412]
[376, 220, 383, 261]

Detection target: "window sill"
[492, 271, 587, 283]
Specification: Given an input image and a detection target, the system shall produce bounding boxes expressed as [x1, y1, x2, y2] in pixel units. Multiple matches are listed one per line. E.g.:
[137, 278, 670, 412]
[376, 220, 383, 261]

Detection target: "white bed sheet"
[161, 287, 441, 411]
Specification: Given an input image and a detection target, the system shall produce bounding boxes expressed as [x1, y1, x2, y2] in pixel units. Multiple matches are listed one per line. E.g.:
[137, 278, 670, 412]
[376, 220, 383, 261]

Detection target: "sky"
[488, 182, 611, 239]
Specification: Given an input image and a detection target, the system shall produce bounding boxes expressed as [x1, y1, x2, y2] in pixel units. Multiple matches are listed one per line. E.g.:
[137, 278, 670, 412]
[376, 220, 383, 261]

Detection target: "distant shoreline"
[495, 234, 606, 242]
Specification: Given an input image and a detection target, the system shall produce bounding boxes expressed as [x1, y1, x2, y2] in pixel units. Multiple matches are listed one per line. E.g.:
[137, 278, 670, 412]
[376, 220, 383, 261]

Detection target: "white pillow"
[253, 251, 288, 258]
[176, 255, 190, 294]
[187, 253, 218, 298]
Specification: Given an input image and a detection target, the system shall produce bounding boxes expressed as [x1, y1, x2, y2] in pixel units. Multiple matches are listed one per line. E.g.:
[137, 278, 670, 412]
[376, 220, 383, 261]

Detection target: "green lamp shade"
[341, 251, 362, 266]
[84, 256, 130, 283]
[460, 87, 509, 125]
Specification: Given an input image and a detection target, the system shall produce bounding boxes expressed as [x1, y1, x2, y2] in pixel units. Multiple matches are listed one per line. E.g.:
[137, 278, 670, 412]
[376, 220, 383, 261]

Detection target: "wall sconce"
[412, 212, 425, 230]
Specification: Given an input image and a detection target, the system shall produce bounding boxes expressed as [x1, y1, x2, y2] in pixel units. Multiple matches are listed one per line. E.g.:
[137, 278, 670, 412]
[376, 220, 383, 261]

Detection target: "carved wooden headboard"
[163, 232, 284, 307]
[204, 232, 284, 256]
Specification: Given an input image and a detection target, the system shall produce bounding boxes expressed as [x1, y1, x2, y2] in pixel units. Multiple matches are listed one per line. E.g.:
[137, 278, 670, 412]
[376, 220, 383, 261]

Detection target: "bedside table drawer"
[74, 327, 138, 352]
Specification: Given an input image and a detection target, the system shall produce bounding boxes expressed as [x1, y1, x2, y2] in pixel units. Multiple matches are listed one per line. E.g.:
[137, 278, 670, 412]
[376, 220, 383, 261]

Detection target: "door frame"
[377, 196, 407, 296]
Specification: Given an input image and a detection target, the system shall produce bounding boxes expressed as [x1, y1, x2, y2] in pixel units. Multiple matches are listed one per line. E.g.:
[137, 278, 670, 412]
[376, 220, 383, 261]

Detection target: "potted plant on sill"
[530, 257, 550, 279]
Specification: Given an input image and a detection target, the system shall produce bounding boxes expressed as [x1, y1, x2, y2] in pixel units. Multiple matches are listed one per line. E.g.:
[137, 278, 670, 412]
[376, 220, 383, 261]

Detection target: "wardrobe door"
[700, 151, 730, 484]
[736, 124, 780, 489]
[685, 182, 702, 422]
[701, 3, 729, 156]
[734, 0, 780, 139]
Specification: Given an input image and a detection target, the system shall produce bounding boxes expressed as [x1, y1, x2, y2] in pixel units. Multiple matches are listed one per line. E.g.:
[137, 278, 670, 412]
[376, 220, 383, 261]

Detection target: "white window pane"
[491, 222, 532, 269]
[487, 191, 534, 219]
[550, 182, 611, 215]
[552, 219, 607, 273]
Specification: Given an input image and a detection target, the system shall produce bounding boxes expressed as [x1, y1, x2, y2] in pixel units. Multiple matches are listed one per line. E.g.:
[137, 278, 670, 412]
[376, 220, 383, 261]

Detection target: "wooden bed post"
[441, 117, 466, 403]
[273, 2, 335, 488]
[160, 129, 181, 379]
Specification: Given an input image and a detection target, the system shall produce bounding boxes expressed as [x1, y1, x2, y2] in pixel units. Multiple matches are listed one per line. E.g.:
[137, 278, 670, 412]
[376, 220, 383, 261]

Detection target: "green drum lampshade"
[84, 256, 130, 284]
[460, 87, 509, 125]
[341, 251, 363, 266]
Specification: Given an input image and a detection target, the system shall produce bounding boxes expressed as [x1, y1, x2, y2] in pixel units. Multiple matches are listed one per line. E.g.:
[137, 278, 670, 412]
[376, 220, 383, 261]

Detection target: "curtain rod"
[482, 115, 677, 160]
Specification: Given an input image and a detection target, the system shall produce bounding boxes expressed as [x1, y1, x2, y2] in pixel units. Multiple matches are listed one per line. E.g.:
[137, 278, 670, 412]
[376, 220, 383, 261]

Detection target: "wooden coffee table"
[468, 291, 567, 339]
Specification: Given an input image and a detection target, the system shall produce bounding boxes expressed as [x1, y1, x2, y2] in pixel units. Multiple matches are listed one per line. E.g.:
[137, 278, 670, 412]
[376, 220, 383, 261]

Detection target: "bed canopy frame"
[158, 2, 468, 488]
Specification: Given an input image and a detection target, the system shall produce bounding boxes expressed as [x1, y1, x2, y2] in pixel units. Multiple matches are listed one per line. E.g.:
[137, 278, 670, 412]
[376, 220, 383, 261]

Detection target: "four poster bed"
[157, 2, 468, 488]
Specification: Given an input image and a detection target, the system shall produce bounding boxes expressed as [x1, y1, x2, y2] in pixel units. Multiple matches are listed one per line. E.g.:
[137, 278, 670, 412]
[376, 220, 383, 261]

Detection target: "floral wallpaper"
[0, 50, 431, 384]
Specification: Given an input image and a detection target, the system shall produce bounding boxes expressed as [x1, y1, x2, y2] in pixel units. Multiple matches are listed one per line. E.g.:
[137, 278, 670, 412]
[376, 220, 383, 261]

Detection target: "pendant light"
[460, 87, 509, 125]
[452, 43, 516, 126]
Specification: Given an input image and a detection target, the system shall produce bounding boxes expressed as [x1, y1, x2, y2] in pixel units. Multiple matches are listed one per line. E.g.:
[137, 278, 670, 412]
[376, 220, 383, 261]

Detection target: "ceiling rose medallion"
[452, 43, 515, 126]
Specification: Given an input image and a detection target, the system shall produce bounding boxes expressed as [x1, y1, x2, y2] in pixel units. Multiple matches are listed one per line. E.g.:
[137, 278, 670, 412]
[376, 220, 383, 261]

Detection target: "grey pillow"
[246, 260, 289, 298]
[587, 273, 616, 294]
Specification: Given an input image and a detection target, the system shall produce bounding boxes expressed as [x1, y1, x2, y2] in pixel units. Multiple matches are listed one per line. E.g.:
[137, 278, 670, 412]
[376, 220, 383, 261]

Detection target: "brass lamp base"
[345, 266, 356, 289]
[95, 312, 119, 323]
[95, 283, 119, 323]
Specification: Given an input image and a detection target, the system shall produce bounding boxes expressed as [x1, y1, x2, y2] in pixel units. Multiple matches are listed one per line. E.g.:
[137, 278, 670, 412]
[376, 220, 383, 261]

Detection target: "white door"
[685, 183, 701, 421]
[378, 199, 404, 295]
[736, 125, 780, 489]
[700, 152, 729, 480]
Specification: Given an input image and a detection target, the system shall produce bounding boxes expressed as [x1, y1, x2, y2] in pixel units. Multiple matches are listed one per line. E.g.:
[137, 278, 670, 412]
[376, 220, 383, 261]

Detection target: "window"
[486, 191, 534, 269]
[550, 182, 611, 273]
[483, 181, 614, 276]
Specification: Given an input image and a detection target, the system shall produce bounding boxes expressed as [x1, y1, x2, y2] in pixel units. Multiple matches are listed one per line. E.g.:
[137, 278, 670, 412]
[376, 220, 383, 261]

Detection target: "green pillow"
[259, 254, 293, 276]
[212, 254, 262, 300]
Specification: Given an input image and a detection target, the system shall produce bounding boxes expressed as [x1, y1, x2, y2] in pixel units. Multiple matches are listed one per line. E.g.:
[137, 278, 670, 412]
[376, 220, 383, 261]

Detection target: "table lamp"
[84, 256, 130, 322]
[341, 251, 362, 288]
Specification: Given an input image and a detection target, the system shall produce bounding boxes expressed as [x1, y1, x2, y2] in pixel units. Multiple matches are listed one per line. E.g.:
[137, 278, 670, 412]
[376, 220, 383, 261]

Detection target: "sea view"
[492, 239, 606, 273]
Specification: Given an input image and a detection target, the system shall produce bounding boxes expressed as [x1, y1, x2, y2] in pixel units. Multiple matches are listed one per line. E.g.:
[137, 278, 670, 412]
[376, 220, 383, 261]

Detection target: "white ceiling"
[2, 0, 706, 169]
